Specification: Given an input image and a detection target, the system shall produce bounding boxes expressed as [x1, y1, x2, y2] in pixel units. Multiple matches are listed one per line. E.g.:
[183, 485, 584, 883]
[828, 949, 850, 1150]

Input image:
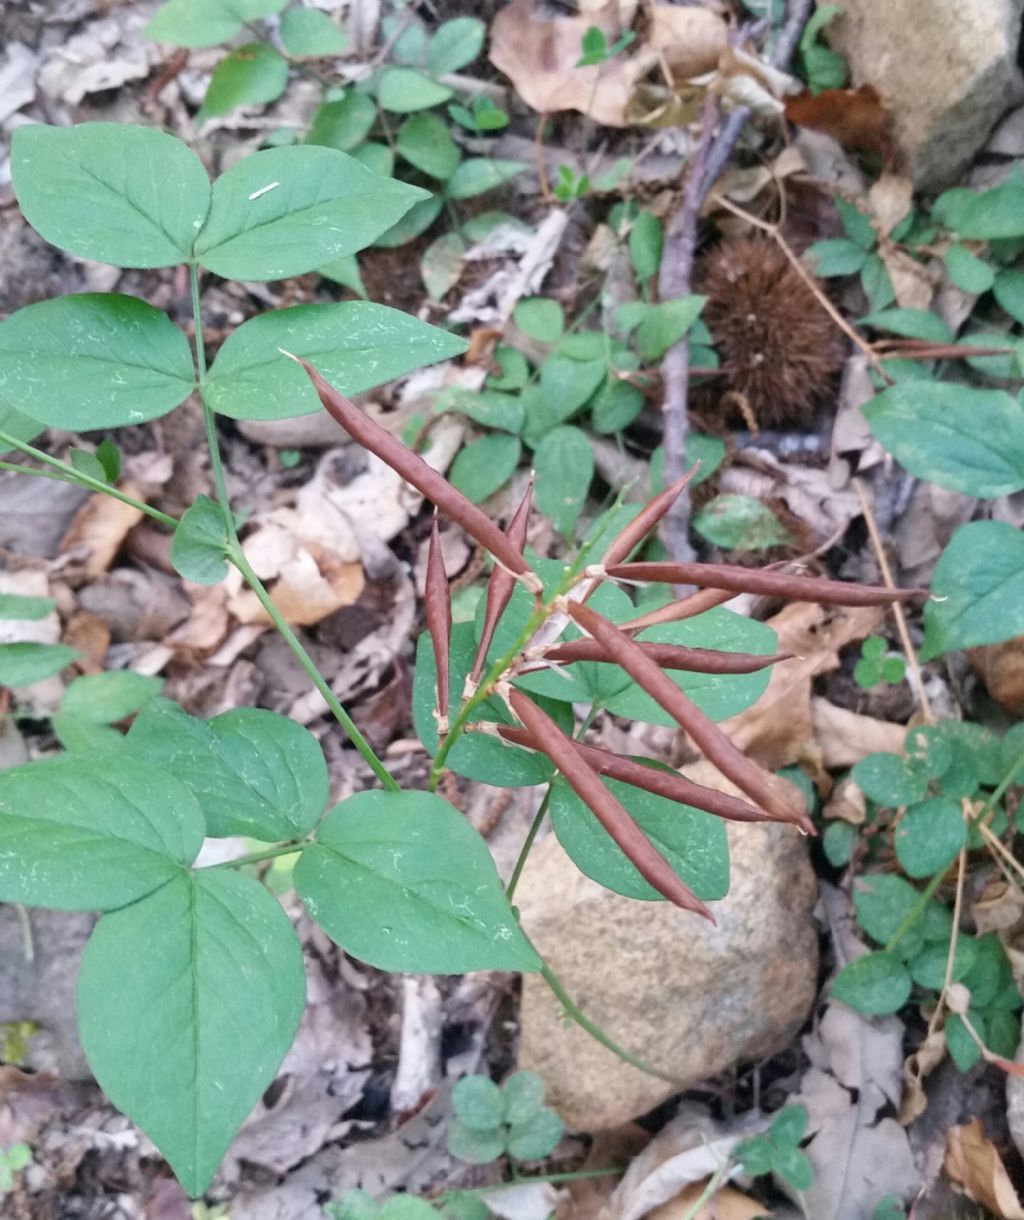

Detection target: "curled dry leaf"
[488, 0, 726, 128]
[969, 636, 1024, 716]
[945, 1119, 1024, 1220]
[784, 84, 894, 157]
[59, 484, 146, 580]
[810, 697, 907, 769]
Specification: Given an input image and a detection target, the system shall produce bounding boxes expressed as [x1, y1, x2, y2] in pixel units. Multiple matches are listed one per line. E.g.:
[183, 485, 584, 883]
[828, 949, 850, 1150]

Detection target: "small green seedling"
[735, 1104, 813, 1193]
[447, 1071, 564, 1165]
[328, 1189, 487, 1219]
[853, 636, 906, 689]
[553, 165, 590, 202]
[0, 1144, 31, 1193]
[575, 25, 636, 68]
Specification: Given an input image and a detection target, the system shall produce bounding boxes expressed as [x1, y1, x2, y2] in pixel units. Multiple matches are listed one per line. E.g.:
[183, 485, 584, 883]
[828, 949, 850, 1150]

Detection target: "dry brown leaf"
[647, 1183, 770, 1219]
[490, 0, 656, 126]
[62, 609, 110, 674]
[784, 84, 894, 156]
[969, 637, 1024, 715]
[973, 878, 1024, 937]
[167, 586, 231, 652]
[899, 1027, 945, 1125]
[59, 483, 146, 579]
[645, 6, 727, 78]
[823, 774, 866, 826]
[716, 602, 882, 769]
[867, 171, 912, 237]
[945, 1119, 1024, 1219]
[810, 697, 906, 768]
[878, 242, 935, 310]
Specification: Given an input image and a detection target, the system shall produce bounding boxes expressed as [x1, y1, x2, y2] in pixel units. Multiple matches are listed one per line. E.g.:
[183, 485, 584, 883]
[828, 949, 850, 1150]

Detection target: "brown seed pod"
[697, 237, 845, 427]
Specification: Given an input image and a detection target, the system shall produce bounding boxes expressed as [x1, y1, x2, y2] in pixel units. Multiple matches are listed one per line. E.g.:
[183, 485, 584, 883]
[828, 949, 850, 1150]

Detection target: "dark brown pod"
[540, 638, 789, 675]
[425, 515, 453, 729]
[470, 478, 534, 684]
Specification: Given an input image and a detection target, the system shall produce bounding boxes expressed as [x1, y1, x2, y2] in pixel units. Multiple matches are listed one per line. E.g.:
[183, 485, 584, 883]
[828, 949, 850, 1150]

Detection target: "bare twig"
[656, 0, 815, 566]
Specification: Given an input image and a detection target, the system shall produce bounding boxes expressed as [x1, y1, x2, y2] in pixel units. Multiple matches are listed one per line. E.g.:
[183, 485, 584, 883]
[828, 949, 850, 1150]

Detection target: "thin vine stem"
[0, 428, 179, 530]
[506, 788, 552, 902]
[209, 841, 306, 869]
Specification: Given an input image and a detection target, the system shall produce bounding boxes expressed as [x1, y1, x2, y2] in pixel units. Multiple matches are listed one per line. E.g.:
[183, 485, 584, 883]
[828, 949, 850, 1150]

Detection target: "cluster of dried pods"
[292, 354, 918, 922]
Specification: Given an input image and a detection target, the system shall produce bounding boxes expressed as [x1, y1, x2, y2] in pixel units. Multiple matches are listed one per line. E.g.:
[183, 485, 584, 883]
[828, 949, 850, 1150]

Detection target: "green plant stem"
[506, 789, 552, 902]
[228, 542, 401, 792]
[539, 959, 681, 1084]
[211, 842, 305, 869]
[0, 429, 179, 530]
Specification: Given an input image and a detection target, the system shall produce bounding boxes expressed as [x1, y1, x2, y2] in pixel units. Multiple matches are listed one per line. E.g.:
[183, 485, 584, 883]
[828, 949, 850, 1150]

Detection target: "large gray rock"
[826, 0, 1024, 190]
[516, 767, 819, 1129]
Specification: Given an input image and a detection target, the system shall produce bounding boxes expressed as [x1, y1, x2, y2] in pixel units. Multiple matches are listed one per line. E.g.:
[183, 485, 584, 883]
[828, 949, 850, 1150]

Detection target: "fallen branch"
[657, 0, 815, 566]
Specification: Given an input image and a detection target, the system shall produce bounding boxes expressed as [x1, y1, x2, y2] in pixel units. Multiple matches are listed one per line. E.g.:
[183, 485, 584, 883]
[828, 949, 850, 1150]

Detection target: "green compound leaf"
[770, 1103, 808, 1147]
[12, 123, 210, 267]
[0, 594, 54, 621]
[203, 302, 467, 419]
[447, 1121, 505, 1165]
[447, 158, 527, 199]
[693, 494, 793, 551]
[449, 434, 521, 503]
[923, 521, 1024, 658]
[147, 0, 287, 46]
[0, 295, 196, 431]
[377, 67, 454, 113]
[279, 7, 349, 56]
[171, 495, 229, 585]
[534, 425, 593, 537]
[427, 17, 486, 75]
[603, 608, 777, 726]
[507, 1108, 564, 1161]
[60, 671, 163, 724]
[772, 1144, 814, 1192]
[398, 113, 461, 180]
[0, 754, 203, 910]
[853, 873, 928, 956]
[852, 752, 928, 806]
[0, 643, 77, 687]
[864, 381, 1024, 497]
[736, 1134, 775, 1177]
[197, 45, 289, 123]
[195, 145, 428, 280]
[78, 868, 305, 1196]
[894, 797, 966, 879]
[502, 1071, 545, 1125]
[452, 1074, 504, 1130]
[306, 92, 377, 152]
[832, 951, 912, 1016]
[128, 697, 328, 840]
[295, 790, 541, 973]
[908, 935, 977, 990]
[549, 772, 729, 902]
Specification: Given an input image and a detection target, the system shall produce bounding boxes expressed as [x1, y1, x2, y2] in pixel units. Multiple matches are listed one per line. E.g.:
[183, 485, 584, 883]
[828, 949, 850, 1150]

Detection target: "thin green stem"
[679, 1164, 728, 1220]
[506, 789, 552, 902]
[0, 429, 179, 530]
[539, 959, 681, 1084]
[210, 842, 305, 869]
[228, 542, 401, 791]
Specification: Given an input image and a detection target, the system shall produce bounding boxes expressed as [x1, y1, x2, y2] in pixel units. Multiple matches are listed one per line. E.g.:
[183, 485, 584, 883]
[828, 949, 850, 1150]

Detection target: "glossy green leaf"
[923, 521, 1024, 658]
[693, 494, 793, 550]
[306, 92, 376, 152]
[372, 193, 444, 248]
[11, 123, 210, 268]
[447, 158, 527, 199]
[508, 1109, 563, 1161]
[319, 254, 367, 297]
[128, 697, 328, 840]
[171, 495, 229, 585]
[0, 755, 203, 910]
[0, 595, 54, 621]
[195, 145, 427, 280]
[864, 382, 1024, 497]
[944, 244, 994, 293]
[197, 45, 288, 123]
[295, 790, 541, 972]
[549, 773, 729, 901]
[397, 113, 460, 180]
[279, 7, 349, 55]
[61, 671, 162, 724]
[413, 624, 565, 788]
[832, 951, 912, 1015]
[603, 608, 777, 726]
[350, 141, 394, 177]
[514, 297, 564, 341]
[203, 302, 467, 419]
[894, 797, 966, 878]
[0, 294, 195, 431]
[377, 67, 453, 113]
[449, 434, 520, 503]
[0, 643, 77, 686]
[452, 1075, 503, 1130]
[147, 0, 287, 46]
[78, 868, 304, 1196]
[427, 17, 485, 75]
[533, 425, 593, 536]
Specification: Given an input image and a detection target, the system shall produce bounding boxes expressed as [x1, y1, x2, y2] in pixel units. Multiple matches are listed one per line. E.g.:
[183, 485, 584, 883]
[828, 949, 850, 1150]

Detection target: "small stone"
[516, 766, 818, 1129]
[826, 0, 1024, 190]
